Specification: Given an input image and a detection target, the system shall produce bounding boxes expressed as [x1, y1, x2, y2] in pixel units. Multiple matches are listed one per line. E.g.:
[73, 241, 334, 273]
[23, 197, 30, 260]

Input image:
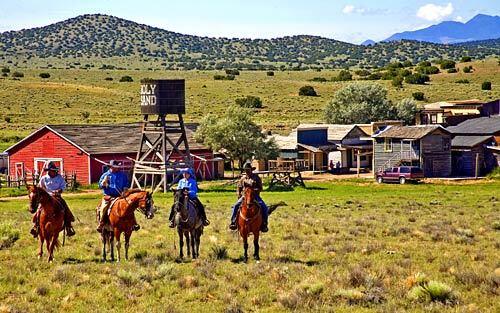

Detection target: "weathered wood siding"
[421, 132, 452, 177]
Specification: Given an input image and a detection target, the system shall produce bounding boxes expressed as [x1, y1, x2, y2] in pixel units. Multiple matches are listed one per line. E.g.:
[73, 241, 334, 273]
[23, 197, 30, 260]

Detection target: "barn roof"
[447, 116, 500, 135]
[373, 125, 449, 139]
[451, 135, 493, 148]
[296, 124, 367, 141]
[5, 123, 208, 155]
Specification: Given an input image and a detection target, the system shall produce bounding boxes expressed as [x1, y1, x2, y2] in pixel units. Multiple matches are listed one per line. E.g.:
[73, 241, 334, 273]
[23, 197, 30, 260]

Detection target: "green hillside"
[0, 14, 498, 70]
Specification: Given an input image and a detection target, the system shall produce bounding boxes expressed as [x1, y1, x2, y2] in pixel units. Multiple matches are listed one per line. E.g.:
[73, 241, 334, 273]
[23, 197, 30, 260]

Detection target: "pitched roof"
[270, 134, 297, 150]
[373, 125, 449, 139]
[447, 116, 500, 135]
[424, 99, 484, 110]
[296, 124, 367, 141]
[6, 123, 207, 154]
[451, 135, 493, 148]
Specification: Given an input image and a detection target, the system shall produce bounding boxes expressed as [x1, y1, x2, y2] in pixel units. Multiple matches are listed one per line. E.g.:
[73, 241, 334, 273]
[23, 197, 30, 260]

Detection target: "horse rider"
[30, 162, 76, 237]
[96, 160, 139, 233]
[229, 162, 269, 232]
[169, 168, 210, 228]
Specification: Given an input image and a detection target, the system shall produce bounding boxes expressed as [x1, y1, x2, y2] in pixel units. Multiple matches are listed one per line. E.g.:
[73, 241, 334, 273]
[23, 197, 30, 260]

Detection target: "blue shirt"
[98, 170, 129, 197]
[177, 177, 198, 199]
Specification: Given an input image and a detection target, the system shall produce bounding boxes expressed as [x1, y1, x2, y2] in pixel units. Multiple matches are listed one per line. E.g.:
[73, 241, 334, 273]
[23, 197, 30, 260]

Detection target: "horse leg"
[178, 229, 184, 259]
[45, 233, 52, 262]
[253, 233, 260, 261]
[114, 229, 121, 262]
[124, 231, 132, 261]
[48, 233, 59, 263]
[109, 231, 115, 261]
[243, 235, 249, 263]
[37, 233, 44, 260]
[186, 232, 191, 258]
[101, 232, 107, 262]
[190, 231, 196, 259]
[195, 229, 201, 258]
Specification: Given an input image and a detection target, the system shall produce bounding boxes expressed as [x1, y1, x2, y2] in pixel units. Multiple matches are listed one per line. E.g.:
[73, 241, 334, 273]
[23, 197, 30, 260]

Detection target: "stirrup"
[169, 221, 175, 228]
[30, 227, 39, 238]
[202, 219, 210, 226]
[229, 222, 237, 230]
[132, 224, 140, 231]
[66, 226, 76, 237]
[260, 224, 269, 233]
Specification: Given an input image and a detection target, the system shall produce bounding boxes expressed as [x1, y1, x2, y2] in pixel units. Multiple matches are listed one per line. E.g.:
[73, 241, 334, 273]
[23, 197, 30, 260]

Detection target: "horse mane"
[122, 188, 146, 197]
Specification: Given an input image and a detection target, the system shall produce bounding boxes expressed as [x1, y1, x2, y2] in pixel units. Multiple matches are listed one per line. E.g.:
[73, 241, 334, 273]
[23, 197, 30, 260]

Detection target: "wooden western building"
[447, 115, 500, 176]
[4, 123, 219, 185]
[372, 125, 452, 177]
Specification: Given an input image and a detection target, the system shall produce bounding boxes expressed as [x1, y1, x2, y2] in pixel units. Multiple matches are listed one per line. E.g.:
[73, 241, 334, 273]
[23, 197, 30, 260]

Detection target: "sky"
[0, 1, 498, 43]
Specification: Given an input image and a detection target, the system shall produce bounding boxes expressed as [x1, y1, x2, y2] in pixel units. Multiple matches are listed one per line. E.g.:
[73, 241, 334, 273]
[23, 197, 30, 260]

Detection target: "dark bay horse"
[99, 189, 154, 262]
[238, 187, 262, 262]
[172, 189, 203, 259]
[28, 185, 65, 263]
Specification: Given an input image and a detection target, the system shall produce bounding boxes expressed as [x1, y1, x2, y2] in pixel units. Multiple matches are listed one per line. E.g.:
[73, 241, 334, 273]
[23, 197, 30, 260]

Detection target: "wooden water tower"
[131, 79, 192, 193]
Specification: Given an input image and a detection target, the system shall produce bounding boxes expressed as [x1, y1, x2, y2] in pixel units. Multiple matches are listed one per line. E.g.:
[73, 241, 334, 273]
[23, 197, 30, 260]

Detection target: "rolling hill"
[384, 14, 500, 44]
[0, 14, 499, 70]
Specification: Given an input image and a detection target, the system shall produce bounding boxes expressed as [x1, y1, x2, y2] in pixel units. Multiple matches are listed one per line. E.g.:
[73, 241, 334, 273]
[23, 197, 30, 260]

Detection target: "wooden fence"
[0, 172, 78, 190]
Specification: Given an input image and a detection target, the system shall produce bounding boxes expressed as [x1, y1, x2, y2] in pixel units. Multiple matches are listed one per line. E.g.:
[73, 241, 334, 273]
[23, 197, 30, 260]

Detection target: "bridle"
[173, 190, 190, 223]
[136, 192, 154, 219]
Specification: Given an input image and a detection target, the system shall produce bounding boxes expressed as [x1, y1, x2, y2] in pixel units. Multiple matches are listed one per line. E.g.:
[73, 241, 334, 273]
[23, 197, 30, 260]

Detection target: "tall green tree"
[395, 98, 418, 125]
[195, 106, 278, 171]
[324, 82, 396, 124]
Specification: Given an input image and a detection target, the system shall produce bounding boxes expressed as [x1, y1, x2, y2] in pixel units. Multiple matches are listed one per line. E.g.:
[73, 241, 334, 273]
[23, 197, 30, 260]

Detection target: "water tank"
[140, 79, 185, 114]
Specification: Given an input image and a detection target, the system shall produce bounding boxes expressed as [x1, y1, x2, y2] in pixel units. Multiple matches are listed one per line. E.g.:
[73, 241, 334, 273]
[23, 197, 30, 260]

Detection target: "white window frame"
[34, 158, 64, 175]
[384, 138, 393, 152]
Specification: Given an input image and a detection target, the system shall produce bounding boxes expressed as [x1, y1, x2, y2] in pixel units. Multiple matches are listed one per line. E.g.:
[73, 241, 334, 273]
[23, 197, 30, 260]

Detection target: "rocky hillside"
[0, 14, 498, 69]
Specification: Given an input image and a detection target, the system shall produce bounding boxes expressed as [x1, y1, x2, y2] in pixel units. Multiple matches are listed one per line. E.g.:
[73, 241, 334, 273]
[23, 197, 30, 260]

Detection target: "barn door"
[424, 158, 433, 177]
[14, 162, 24, 180]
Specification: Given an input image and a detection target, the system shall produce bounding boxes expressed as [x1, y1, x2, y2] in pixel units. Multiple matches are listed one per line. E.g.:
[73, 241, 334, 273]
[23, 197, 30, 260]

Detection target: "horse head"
[137, 191, 155, 219]
[173, 188, 190, 219]
[27, 185, 45, 213]
[243, 187, 257, 206]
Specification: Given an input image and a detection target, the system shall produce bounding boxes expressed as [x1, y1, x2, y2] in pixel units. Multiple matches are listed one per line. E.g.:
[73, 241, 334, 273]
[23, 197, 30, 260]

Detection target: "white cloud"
[342, 5, 355, 14]
[454, 16, 464, 22]
[417, 3, 454, 21]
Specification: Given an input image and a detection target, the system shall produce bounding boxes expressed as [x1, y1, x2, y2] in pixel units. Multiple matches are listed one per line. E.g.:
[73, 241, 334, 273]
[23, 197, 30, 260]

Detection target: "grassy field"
[0, 58, 499, 149]
[0, 180, 499, 312]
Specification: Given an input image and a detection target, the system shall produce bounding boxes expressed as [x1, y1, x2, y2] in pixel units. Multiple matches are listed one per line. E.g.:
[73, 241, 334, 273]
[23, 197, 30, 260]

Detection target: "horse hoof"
[254, 256, 260, 261]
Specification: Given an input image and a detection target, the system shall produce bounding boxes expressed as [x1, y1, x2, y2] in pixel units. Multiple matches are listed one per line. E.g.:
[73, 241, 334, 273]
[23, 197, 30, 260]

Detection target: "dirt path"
[0, 189, 101, 201]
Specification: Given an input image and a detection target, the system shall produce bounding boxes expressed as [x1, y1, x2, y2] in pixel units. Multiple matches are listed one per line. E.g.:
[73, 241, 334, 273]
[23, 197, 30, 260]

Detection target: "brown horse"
[238, 187, 262, 262]
[99, 189, 154, 262]
[172, 189, 203, 259]
[27, 185, 65, 263]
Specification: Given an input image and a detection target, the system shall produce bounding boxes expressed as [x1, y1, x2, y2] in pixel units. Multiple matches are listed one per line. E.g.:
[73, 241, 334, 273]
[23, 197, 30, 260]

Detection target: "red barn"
[5, 123, 218, 185]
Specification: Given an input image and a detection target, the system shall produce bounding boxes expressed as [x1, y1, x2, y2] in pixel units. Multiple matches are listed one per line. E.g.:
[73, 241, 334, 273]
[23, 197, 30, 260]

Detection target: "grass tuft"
[209, 245, 229, 260]
[0, 223, 20, 250]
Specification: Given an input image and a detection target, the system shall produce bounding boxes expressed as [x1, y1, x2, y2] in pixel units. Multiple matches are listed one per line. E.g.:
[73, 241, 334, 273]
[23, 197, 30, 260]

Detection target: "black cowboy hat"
[242, 162, 255, 170]
[44, 161, 59, 172]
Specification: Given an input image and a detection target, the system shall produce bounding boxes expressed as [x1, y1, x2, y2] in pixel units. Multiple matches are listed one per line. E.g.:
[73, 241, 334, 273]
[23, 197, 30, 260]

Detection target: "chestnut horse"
[27, 185, 65, 262]
[238, 187, 262, 262]
[172, 189, 203, 259]
[99, 189, 154, 262]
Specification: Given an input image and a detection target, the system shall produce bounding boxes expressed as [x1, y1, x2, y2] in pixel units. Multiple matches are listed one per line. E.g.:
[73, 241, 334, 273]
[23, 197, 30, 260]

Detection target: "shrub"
[209, 245, 229, 260]
[355, 69, 371, 77]
[0, 223, 20, 249]
[225, 69, 240, 75]
[417, 66, 440, 75]
[309, 77, 327, 82]
[412, 92, 425, 101]
[214, 74, 235, 81]
[334, 70, 352, 81]
[266, 71, 274, 76]
[440, 59, 456, 69]
[299, 85, 317, 96]
[455, 79, 469, 84]
[1, 67, 10, 73]
[460, 56, 472, 62]
[39, 72, 50, 79]
[447, 68, 458, 73]
[405, 73, 429, 85]
[4, 116, 11, 123]
[119, 75, 133, 82]
[1, 73, 7, 77]
[482, 81, 492, 90]
[81, 111, 90, 119]
[418, 61, 432, 67]
[463, 66, 473, 73]
[12, 72, 24, 77]
[235, 95, 262, 108]
[392, 76, 403, 88]
[403, 60, 413, 67]
[408, 278, 457, 304]
[366, 72, 382, 80]
[104, 77, 113, 81]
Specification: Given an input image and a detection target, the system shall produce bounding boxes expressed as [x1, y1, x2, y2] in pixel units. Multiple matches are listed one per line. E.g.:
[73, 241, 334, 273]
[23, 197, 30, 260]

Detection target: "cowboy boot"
[229, 214, 238, 230]
[132, 224, 140, 231]
[168, 206, 175, 228]
[30, 223, 39, 238]
[66, 224, 76, 237]
[260, 223, 269, 233]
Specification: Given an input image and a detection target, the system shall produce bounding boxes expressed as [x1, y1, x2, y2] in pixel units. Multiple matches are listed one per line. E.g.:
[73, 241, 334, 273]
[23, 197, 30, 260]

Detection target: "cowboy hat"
[109, 160, 122, 167]
[44, 162, 59, 172]
[242, 162, 255, 171]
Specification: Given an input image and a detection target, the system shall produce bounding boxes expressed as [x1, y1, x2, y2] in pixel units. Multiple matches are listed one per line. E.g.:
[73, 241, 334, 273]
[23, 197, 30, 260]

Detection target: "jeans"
[231, 195, 268, 224]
